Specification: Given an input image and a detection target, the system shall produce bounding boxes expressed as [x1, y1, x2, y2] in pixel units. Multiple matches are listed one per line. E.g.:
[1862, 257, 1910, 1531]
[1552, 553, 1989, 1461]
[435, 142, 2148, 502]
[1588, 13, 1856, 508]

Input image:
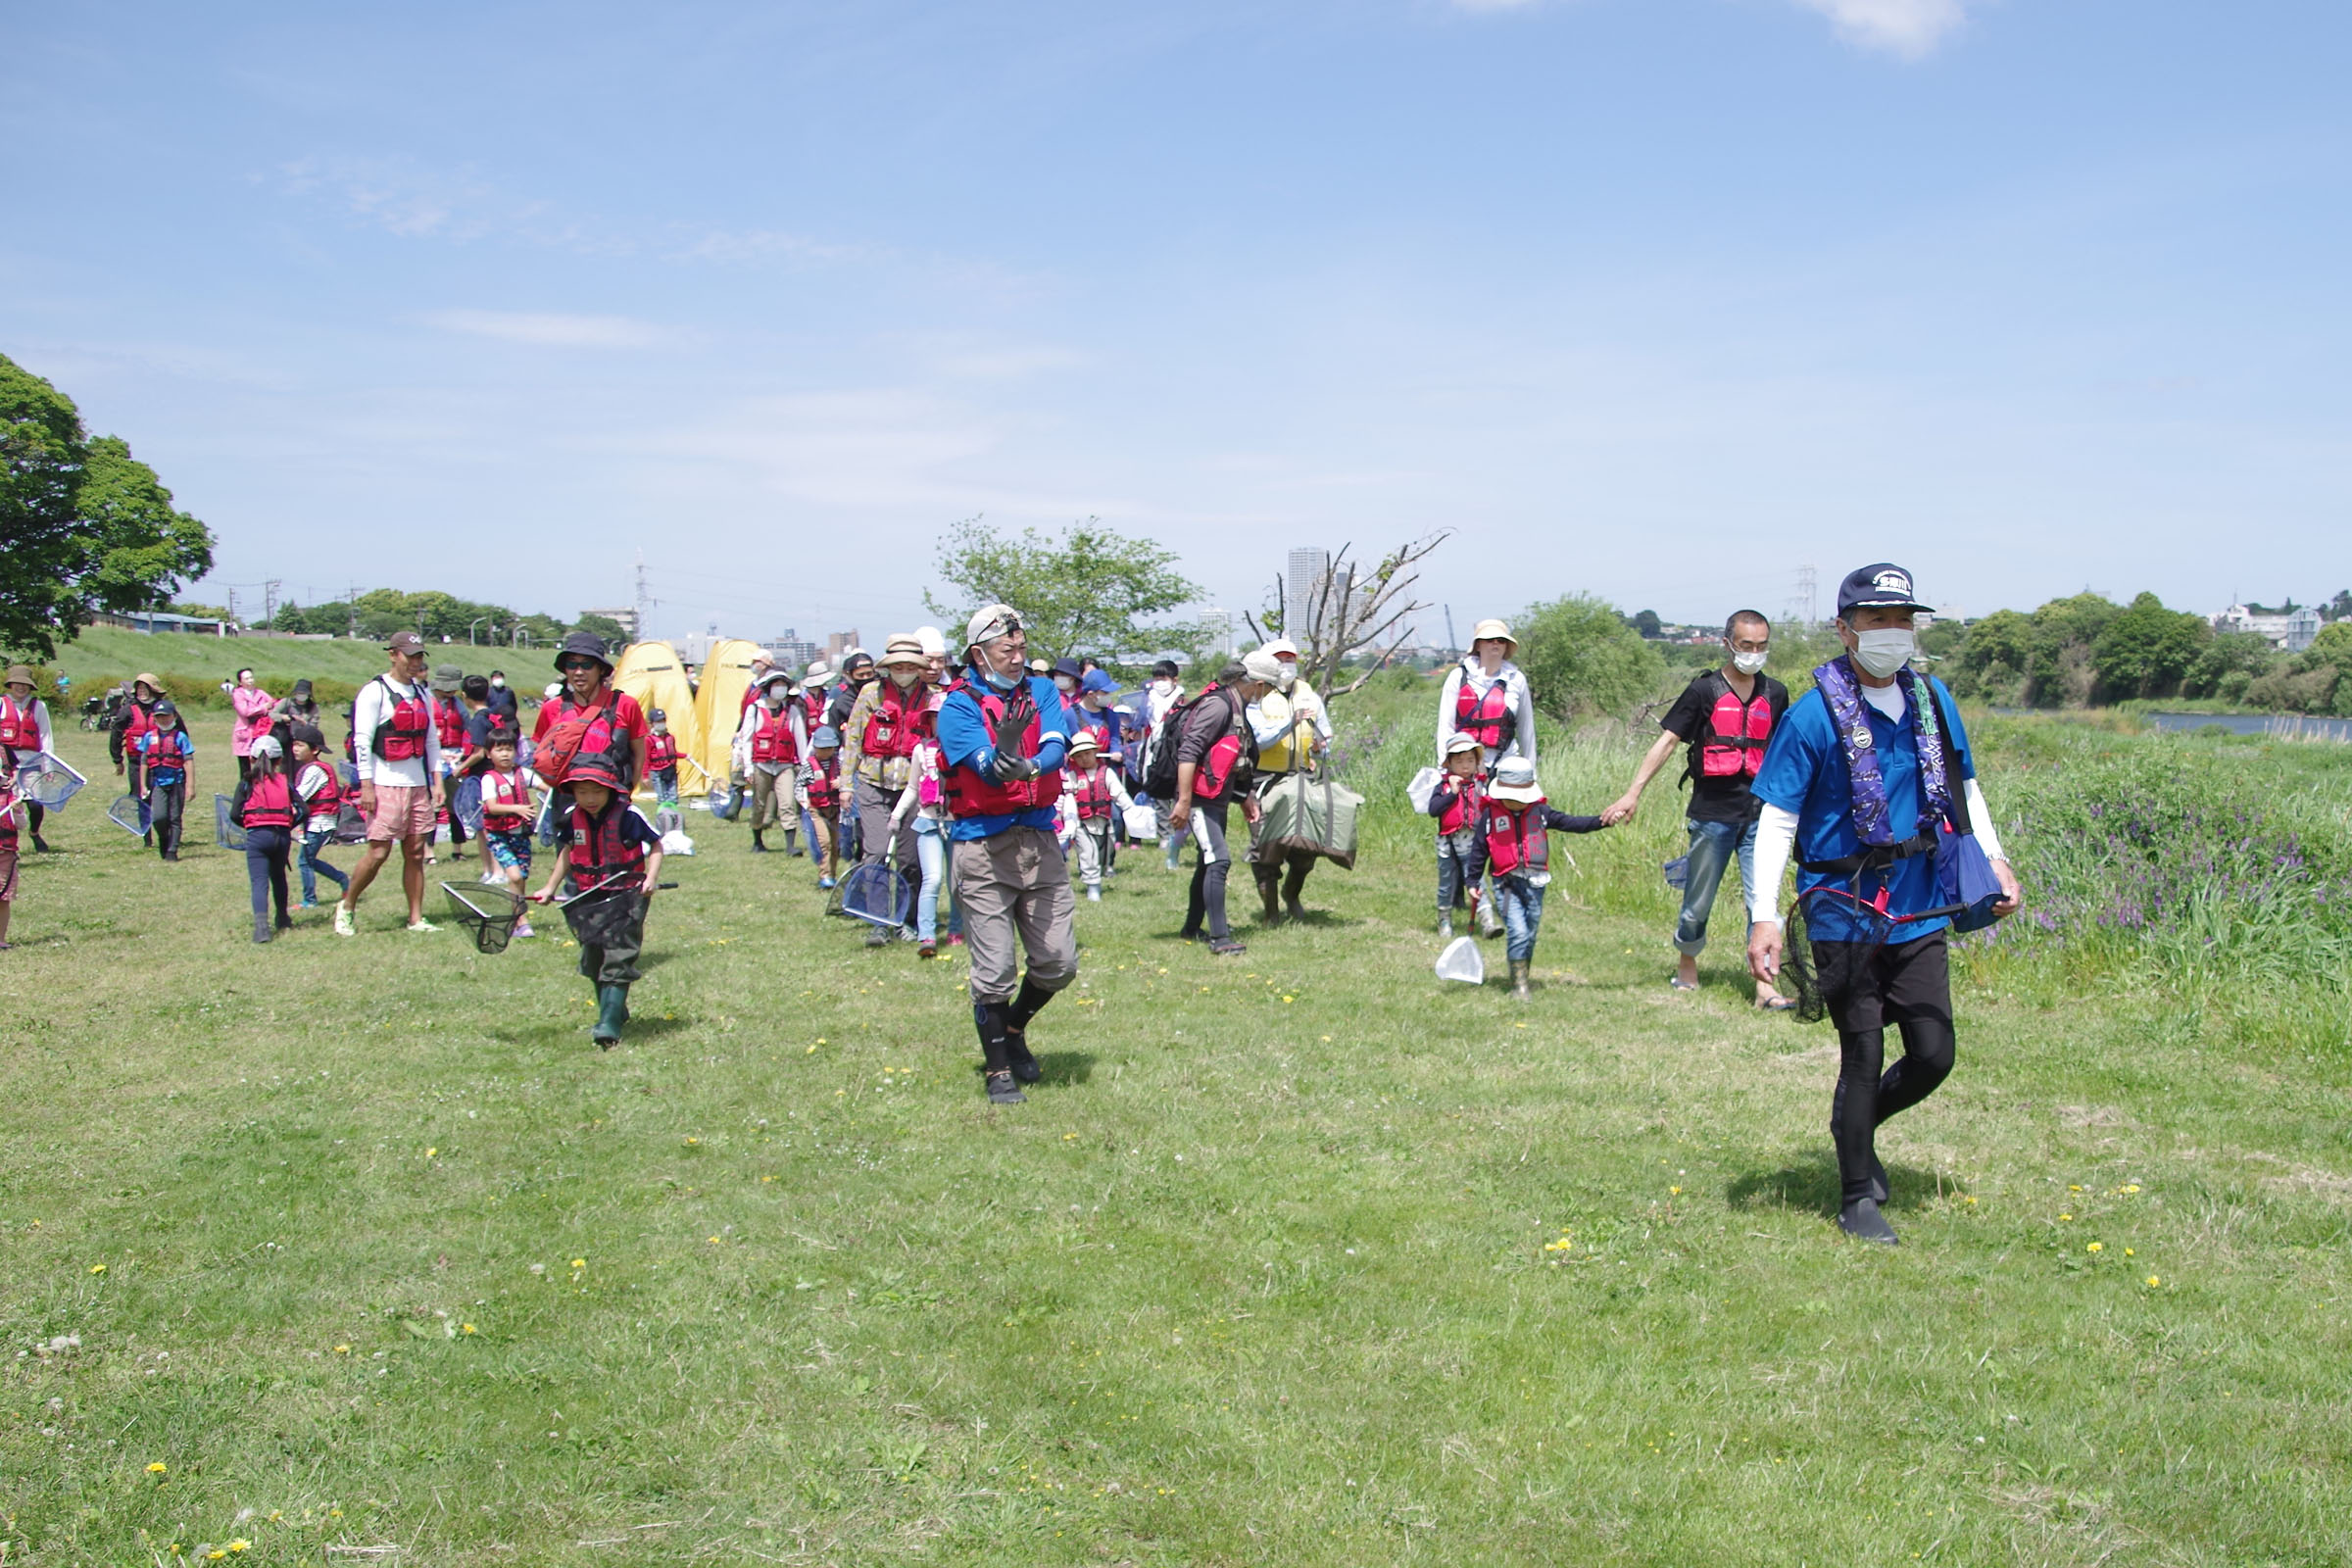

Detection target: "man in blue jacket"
[937, 604, 1077, 1105]
[1746, 564, 2022, 1246]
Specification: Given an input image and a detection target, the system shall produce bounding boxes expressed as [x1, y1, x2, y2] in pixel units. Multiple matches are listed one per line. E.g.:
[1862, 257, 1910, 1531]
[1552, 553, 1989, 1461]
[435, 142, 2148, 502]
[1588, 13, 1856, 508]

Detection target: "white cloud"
[1785, 0, 1976, 59]
[422, 310, 674, 348]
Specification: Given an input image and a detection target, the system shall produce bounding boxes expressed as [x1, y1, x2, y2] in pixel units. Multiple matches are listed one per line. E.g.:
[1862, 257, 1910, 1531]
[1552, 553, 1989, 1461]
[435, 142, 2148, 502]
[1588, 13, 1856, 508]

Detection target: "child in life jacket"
[138, 700, 195, 861]
[1482, 755, 1610, 1001]
[797, 726, 844, 891]
[531, 754, 663, 1049]
[888, 710, 962, 956]
[1055, 729, 1133, 904]
[644, 708, 682, 813]
[1425, 732, 1489, 941]
[288, 724, 351, 909]
[229, 735, 298, 943]
[476, 726, 541, 940]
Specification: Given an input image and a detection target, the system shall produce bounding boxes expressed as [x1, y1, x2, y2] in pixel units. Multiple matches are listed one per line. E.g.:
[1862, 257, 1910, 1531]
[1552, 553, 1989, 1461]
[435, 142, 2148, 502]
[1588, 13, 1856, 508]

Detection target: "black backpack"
[1141, 685, 1236, 801]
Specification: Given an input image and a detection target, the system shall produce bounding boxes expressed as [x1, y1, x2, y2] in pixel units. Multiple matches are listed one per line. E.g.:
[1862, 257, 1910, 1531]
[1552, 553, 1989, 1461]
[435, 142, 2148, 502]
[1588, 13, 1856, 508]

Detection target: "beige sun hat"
[878, 634, 928, 668]
[1242, 650, 1286, 685]
[1470, 618, 1516, 651]
[1444, 732, 1483, 758]
[1488, 756, 1544, 805]
[1066, 728, 1102, 755]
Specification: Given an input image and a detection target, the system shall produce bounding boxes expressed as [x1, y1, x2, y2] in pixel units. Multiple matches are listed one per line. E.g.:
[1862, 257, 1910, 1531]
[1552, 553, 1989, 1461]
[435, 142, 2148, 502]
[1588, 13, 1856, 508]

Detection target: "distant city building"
[825, 630, 865, 661]
[2213, 603, 2320, 653]
[768, 631, 822, 671]
[584, 607, 641, 640]
[1195, 608, 1238, 659]
[1285, 548, 1328, 635]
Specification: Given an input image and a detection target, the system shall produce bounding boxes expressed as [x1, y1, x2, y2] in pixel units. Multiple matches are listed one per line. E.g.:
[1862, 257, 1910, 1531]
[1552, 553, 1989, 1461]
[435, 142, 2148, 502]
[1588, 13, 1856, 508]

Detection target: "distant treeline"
[247, 589, 626, 648]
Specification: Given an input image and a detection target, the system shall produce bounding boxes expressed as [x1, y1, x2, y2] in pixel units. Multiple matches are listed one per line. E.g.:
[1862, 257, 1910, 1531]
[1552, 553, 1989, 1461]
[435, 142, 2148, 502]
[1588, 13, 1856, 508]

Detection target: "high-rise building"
[1285, 548, 1329, 636]
[1196, 608, 1237, 659]
[825, 630, 864, 661]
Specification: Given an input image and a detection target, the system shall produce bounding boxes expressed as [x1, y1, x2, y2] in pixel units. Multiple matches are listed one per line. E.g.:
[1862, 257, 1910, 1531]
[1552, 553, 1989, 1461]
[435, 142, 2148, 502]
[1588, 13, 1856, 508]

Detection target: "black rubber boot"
[1838, 1198, 1899, 1246]
[973, 1001, 1023, 1102]
[1257, 874, 1283, 927]
[1870, 1152, 1890, 1205]
[594, 985, 628, 1049]
[752, 830, 767, 853]
[1002, 978, 1054, 1083]
[252, 916, 272, 945]
[783, 830, 801, 858]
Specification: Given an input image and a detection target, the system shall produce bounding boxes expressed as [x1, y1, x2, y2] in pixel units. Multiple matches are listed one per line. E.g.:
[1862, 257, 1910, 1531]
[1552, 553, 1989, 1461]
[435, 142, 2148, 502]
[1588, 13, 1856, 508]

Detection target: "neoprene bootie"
[1838, 1198, 1899, 1246]
[1870, 1152, 1890, 1205]
[593, 984, 628, 1049]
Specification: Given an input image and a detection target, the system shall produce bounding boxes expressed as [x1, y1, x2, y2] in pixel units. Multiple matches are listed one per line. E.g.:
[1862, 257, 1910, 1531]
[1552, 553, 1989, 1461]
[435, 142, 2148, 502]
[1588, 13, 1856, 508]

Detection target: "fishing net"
[14, 753, 85, 808]
[441, 881, 523, 955]
[840, 859, 912, 928]
[215, 794, 248, 851]
[108, 794, 145, 835]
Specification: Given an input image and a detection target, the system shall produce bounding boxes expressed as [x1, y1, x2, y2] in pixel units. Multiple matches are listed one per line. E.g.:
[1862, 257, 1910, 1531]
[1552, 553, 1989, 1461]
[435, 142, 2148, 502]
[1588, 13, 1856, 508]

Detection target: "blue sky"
[7, 0, 2350, 647]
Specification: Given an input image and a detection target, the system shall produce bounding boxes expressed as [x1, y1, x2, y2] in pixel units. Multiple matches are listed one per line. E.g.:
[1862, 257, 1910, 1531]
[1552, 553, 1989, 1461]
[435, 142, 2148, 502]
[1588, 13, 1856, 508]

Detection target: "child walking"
[1057, 729, 1132, 903]
[531, 755, 662, 1048]
[228, 736, 297, 943]
[137, 700, 194, 861]
[0, 758, 21, 949]
[798, 726, 844, 890]
[289, 725, 351, 909]
[476, 726, 541, 940]
[1425, 732, 1488, 940]
[1481, 756, 1610, 1001]
[890, 719, 957, 956]
[643, 708, 682, 814]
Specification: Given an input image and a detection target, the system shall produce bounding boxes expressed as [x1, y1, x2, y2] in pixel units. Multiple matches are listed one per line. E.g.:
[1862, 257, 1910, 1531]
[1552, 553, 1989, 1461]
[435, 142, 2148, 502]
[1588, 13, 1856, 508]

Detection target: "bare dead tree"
[1242, 531, 1451, 699]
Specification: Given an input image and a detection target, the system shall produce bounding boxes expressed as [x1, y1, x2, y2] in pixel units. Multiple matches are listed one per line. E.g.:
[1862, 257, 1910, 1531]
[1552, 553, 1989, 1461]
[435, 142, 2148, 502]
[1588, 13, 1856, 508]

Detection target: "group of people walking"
[2, 559, 2022, 1244]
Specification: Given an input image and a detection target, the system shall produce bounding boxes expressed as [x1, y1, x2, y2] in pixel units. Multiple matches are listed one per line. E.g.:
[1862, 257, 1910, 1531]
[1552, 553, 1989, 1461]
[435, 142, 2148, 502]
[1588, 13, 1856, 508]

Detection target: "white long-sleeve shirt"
[352, 674, 443, 788]
[734, 700, 809, 775]
[1436, 660, 1538, 768]
[1748, 681, 2008, 924]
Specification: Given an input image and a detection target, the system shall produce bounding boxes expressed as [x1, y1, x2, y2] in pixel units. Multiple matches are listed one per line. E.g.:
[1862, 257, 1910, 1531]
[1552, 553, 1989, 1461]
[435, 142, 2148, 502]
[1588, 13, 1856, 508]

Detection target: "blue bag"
[1934, 824, 2004, 933]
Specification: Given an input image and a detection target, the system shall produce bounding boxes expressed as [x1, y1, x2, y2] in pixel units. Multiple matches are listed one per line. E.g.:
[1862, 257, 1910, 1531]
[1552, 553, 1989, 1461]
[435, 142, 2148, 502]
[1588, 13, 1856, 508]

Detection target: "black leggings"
[1819, 931, 1956, 1207]
[245, 827, 292, 925]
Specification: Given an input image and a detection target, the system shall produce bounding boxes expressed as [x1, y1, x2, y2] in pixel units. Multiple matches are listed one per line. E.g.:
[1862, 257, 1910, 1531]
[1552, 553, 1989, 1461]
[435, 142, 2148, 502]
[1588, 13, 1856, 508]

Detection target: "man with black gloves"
[936, 604, 1078, 1105]
[1746, 564, 2022, 1246]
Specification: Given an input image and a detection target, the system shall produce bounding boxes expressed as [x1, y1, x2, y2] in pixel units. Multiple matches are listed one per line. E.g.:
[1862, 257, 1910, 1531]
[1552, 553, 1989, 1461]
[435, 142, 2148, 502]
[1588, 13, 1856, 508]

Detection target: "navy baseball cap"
[1836, 564, 1933, 618]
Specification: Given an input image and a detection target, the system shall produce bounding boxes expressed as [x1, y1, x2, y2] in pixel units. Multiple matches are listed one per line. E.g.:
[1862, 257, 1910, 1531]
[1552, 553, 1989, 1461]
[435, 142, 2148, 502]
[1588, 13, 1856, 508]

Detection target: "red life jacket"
[644, 732, 680, 771]
[1068, 767, 1116, 821]
[122, 701, 156, 758]
[1454, 674, 1514, 750]
[1438, 775, 1484, 836]
[804, 758, 840, 811]
[858, 683, 926, 761]
[239, 773, 296, 830]
[143, 728, 192, 777]
[750, 706, 800, 765]
[433, 696, 469, 752]
[567, 800, 647, 878]
[1484, 799, 1549, 877]
[481, 767, 533, 832]
[369, 677, 434, 761]
[1690, 672, 1775, 781]
[0, 694, 41, 754]
[942, 680, 1062, 818]
[297, 760, 344, 823]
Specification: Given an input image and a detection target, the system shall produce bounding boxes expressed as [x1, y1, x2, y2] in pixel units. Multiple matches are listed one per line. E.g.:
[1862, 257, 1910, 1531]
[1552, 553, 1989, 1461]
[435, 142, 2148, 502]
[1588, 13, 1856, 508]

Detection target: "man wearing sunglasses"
[935, 605, 1078, 1105]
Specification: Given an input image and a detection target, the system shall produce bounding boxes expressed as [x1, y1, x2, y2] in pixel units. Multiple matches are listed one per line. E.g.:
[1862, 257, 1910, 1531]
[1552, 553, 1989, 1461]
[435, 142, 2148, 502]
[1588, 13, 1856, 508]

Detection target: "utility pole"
[633, 550, 656, 641]
[1788, 564, 1818, 629]
[264, 579, 281, 627]
[1444, 604, 1458, 658]
[226, 587, 238, 626]
[348, 583, 361, 641]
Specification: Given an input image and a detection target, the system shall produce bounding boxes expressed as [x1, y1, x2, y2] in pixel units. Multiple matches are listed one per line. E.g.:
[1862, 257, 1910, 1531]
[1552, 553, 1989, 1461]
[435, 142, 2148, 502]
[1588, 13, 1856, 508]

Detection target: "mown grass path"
[2, 721, 2346, 1565]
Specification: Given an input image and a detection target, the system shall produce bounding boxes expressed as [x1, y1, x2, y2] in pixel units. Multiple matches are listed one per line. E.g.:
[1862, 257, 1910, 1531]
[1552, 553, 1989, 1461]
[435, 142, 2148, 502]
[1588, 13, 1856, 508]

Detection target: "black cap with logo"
[1836, 563, 1934, 618]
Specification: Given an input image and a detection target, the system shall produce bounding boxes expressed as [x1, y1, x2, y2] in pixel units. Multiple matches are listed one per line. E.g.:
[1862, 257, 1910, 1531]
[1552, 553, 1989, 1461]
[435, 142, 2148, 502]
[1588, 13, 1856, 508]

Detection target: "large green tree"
[1513, 593, 1667, 724]
[0, 354, 217, 658]
[2091, 591, 2209, 701]
[926, 516, 1200, 667]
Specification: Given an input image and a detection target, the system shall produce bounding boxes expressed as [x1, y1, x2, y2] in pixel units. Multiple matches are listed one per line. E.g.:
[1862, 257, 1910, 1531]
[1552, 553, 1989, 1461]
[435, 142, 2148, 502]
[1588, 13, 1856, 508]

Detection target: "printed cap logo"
[1873, 569, 1912, 596]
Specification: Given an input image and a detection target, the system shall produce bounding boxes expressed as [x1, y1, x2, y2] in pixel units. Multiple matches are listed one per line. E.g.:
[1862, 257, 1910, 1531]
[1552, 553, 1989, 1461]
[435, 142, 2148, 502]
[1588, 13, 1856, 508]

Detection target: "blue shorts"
[487, 831, 533, 874]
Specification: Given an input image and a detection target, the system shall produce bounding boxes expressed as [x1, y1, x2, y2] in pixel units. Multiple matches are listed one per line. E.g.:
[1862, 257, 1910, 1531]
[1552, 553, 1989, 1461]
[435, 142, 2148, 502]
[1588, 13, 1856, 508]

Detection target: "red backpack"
[536, 690, 623, 785]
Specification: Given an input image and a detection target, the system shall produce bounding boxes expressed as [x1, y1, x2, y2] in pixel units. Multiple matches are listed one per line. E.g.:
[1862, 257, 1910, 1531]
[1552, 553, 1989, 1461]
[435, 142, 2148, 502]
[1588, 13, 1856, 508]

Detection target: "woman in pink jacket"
[230, 668, 276, 785]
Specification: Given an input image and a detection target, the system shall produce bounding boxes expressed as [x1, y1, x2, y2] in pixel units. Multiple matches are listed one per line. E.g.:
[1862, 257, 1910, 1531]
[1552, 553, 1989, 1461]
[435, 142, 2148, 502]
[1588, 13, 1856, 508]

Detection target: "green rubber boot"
[593, 984, 629, 1049]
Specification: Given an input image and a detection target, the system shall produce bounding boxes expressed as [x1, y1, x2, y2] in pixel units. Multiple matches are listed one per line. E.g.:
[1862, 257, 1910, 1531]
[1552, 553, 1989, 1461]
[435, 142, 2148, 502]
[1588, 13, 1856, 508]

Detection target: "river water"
[1988, 709, 2352, 741]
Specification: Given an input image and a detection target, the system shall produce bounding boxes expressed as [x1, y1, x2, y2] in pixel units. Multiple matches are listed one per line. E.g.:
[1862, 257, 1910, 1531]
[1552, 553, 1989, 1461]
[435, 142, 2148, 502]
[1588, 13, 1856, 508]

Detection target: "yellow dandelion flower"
[2059, 1213, 2073, 1221]
[684, 1137, 700, 1146]
[570, 1258, 586, 1269]
[462, 1324, 477, 1335]
[2145, 1275, 2161, 1288]
[425, 1148, 437, 1159]
[207, 1551, 225, 1560]
[90, 1263, 106, 1275]
[2086, 1243, 2102, 1253]
[334, 1344, 351, 1354]
[228, 1541, 251, 1553]
[2125, 1249, 2135, 1256]
[147, 1462, 168, 1475]
[2123, 1184, 2141, 1194]
[709, 1235, 722, 1245]
[1963, 1196, 1978, 1204]
[1669, 1186, 1683, 1197]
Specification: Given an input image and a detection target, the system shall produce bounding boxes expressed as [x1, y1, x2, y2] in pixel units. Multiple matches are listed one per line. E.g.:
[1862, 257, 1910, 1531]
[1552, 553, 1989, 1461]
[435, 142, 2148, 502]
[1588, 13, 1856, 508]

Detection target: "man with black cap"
[1746, 564, 2022, 1246]
[533, 631, 649, 789]
[340, 631, 444, 934]
[935, 604, 1077, 1104]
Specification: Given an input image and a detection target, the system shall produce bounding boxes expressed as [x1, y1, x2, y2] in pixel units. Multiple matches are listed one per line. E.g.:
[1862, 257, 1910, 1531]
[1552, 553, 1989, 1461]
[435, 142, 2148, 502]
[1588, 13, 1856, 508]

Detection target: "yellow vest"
[1254, 687, 1323, 774]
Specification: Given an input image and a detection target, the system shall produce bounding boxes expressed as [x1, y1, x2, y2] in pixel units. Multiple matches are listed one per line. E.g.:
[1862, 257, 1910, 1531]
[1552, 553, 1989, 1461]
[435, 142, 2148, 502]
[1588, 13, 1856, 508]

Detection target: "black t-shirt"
[1659, 670, 1790, 826]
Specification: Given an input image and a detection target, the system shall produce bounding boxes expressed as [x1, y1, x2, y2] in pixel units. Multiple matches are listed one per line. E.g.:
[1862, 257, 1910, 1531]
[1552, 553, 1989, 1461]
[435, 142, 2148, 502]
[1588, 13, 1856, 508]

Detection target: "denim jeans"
[1674, 816, 1758, 956]
[299, 825, 349, 904]
[914, 815, 948, 942]
[1436, 835, 1484, 915]
[1494, 873, 1545, 962]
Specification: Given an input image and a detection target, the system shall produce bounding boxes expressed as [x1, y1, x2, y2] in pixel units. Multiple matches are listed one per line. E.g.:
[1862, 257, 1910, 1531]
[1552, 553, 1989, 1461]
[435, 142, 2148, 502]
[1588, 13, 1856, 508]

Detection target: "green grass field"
[4, 701, 2348, 1566]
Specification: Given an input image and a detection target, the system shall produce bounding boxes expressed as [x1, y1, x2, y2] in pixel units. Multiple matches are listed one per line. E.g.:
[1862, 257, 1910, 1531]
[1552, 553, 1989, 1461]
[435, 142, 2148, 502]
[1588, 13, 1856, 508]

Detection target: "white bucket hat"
[1489, 756, 1544, 804]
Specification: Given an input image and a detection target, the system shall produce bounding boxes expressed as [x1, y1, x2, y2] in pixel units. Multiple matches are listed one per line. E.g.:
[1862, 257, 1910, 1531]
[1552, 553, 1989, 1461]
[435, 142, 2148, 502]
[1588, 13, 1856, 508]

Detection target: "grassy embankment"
[2, 682, 2348, 1565]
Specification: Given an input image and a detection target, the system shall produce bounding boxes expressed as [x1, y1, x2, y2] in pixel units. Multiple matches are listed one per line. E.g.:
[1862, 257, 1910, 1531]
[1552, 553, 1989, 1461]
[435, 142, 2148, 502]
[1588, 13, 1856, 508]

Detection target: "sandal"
[1668, 977, 1698, 992]
[1757, 995, 1798, 1011]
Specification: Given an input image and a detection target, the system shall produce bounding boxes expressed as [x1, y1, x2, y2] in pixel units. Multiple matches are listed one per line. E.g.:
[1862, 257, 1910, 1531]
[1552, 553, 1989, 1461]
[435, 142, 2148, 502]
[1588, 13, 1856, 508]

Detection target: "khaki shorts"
[366, 782, 437, 844]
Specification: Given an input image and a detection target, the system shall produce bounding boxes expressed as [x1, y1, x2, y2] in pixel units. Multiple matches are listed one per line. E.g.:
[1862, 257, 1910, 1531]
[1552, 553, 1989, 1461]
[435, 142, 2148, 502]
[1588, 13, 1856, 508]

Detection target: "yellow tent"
[611, 641, 703, 797]
[690, 637, 764, 797]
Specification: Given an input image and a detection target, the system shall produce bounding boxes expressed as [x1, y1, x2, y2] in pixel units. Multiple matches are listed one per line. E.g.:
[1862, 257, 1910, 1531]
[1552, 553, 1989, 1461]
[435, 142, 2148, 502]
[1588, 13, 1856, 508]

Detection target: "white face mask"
[1275, 663, 1298, 691]
[1731, 649, 1768, 675]
[1152, 679, 1175, 696]
[490, 677, 505, 689]
[1851, 627, 1916, 679]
